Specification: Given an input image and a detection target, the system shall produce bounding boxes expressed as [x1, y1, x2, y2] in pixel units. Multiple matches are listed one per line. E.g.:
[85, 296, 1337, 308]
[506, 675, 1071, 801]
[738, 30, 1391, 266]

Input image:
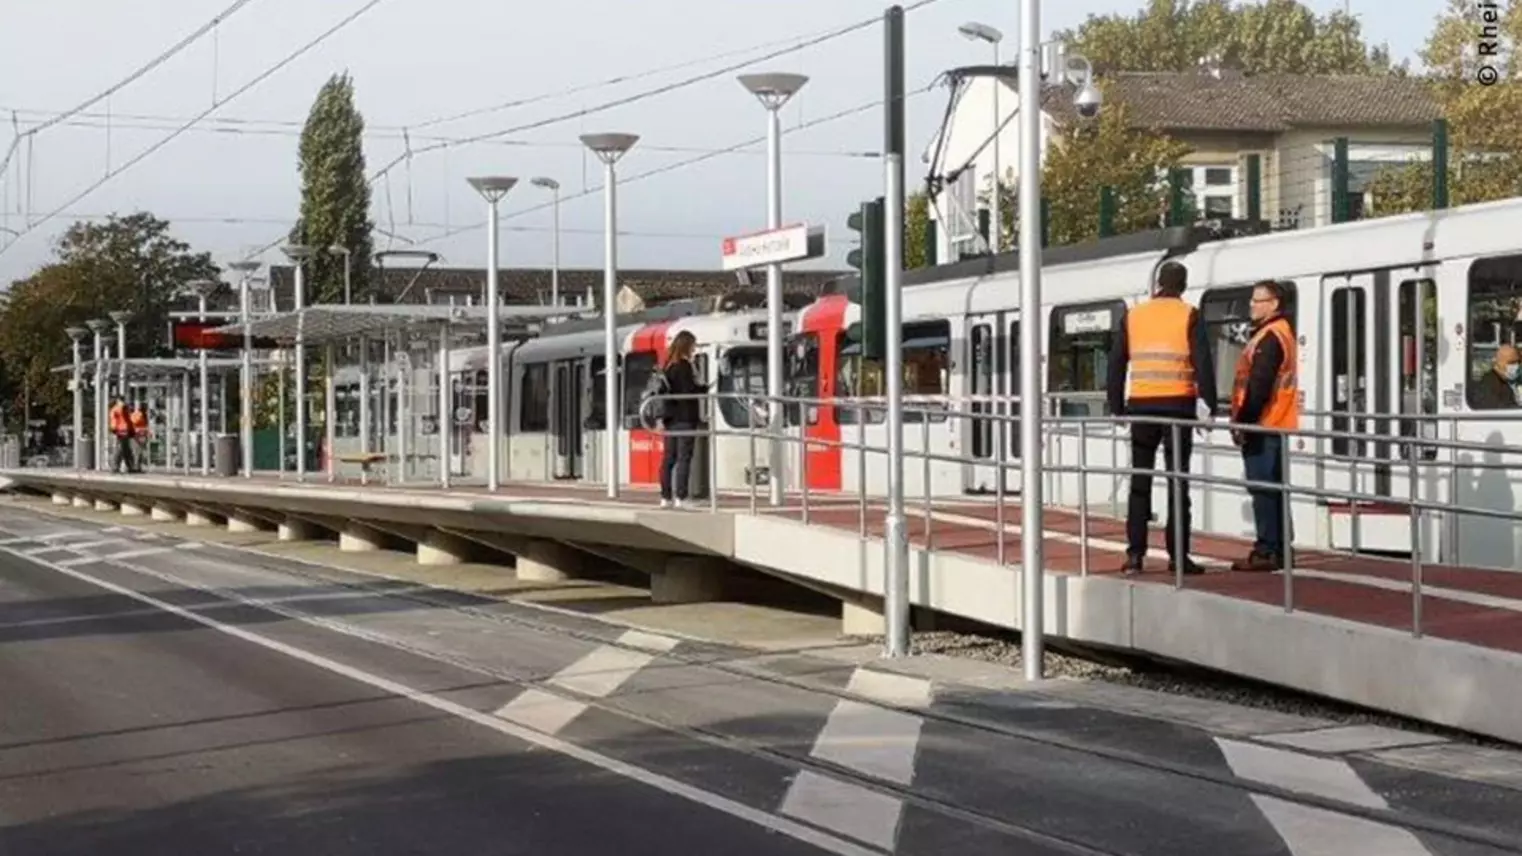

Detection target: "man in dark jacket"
[1472, 345, 1519, 410]
[1107, 261, 1218, 575]
[1229, 280, 1299, 571]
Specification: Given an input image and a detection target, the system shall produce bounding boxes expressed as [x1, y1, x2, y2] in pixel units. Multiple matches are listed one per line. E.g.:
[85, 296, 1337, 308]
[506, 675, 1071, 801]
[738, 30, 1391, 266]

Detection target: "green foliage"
[0, 213, 219, 427]
[992, 84, 1192, 247]
[1056, 0, 1402, 75]
[292, 73, 374, 304]
[905, 191, 930, 268]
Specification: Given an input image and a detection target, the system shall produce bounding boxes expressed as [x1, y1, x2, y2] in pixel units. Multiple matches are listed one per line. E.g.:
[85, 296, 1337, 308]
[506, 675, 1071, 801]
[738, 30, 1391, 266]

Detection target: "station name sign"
[721, 223, 826, 271]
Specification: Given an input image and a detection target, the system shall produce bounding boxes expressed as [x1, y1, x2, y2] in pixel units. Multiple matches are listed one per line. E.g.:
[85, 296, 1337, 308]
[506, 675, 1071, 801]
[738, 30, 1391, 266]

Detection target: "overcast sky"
[0, 0, 1442, 284]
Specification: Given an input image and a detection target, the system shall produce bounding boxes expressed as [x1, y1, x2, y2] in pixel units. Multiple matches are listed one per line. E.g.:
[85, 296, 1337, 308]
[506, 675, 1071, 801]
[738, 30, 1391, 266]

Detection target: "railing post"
[996, 405, 1007, 565]
[1172, 420, 1186, 587]
[1410, 450, 1423, 637]
[1282, 436, 1294, 612]
[1078, 420, 1089, 576]
[922, 415, 932, 547]
[708, 400, 719, 513]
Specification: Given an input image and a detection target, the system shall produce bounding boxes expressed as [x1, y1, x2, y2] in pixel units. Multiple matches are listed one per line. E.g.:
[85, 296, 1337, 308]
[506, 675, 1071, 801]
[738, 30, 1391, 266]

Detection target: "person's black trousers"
[659, 422, 696, 501]
[1125, 417, 1195, 563]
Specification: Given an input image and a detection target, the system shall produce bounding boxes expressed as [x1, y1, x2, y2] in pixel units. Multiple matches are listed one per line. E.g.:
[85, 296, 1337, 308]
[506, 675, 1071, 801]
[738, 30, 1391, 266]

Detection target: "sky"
[0, 0, 1446, 284]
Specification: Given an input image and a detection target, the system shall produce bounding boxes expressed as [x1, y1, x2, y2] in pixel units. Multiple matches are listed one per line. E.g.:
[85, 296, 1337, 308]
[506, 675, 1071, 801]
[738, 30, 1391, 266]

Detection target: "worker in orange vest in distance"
[107, 396, 135, 473]
[128, 402, 149, 473]
[1106, 261, 1217, 576]
[1229, 280, 1299, 571]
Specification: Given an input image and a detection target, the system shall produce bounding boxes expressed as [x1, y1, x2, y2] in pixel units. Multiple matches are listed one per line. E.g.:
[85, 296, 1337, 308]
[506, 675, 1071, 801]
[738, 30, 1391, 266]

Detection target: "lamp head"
[66, 326, 89, 342]
[187, 278, 220, 297]
[467, 176, 518, 202]
[109, 310, 132, 325]
[87, 319, 110, 333]
[282, 244, 314, 262]
[530, 176, 560, 190]
[738, 72, 808, 109]
[580, 133, 639, 164]
[957, 22, 1003, 43]
[327, 245, 350, 256]
[227, 260, 260, 274]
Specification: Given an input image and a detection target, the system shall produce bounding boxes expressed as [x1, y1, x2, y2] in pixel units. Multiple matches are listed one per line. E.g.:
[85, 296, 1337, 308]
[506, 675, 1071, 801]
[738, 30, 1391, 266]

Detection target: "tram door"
[962, 312, 1020, 494]
[551, 359, 584, 479]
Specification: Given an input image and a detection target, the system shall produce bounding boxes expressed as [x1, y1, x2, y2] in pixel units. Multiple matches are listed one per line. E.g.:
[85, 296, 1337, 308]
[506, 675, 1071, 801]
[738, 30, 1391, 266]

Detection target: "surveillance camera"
[1073, 83, 1102, 119]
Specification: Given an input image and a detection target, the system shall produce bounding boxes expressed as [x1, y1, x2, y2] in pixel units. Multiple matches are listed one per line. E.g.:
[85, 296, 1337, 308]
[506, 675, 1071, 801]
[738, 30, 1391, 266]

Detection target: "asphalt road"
[0, 505, 1518, 856]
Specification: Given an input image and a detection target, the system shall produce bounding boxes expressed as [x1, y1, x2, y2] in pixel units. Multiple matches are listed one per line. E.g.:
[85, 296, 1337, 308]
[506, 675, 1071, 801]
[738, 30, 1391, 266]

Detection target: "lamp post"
[580, 132, 638, 499]
[738, 72, 807, 506]
[530, 177, 561, 308]
[284, 244, 313, 479]
[187, 279, 219, 475]
[229, 259, 260, 476]
[327, 245, 352, 304]
[109, 311, 132, 420]
[467, 176, 518, 492]
[958, 22, 1004, 251]
[87, 319, 109, 470]
[66, 327, 87, 469]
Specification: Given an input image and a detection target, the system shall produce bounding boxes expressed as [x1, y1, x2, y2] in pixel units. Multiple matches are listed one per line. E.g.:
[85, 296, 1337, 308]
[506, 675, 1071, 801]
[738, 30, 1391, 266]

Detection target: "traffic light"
[846, 197, 886, 360]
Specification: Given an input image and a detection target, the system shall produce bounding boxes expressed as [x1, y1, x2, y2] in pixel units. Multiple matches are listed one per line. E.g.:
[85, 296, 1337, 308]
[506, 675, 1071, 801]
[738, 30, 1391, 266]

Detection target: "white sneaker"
[659, 499, 673, 509]
[673, 498, 687, 510]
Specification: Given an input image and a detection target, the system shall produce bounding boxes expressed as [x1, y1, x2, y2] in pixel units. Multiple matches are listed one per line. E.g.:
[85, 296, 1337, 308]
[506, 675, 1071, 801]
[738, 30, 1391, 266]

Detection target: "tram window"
[588, 357, 607, 429]
[1199, 282, 1297, 416]
[1465, 255, 1522, 410]
[1048, 300, 1124, 416]
[472, 370, 488, 431]
[1008, 320, 1022, 457]
[336, 385, 359, 438]
[784, 333, 820, 427]
[520, 363, 549, 432]
[834, 321, 950, 425]
[969, 324, 993, 459]
[1330, 288, 1367, 456]
[718, 346, 767, 429]
[621, 352, 657, 425]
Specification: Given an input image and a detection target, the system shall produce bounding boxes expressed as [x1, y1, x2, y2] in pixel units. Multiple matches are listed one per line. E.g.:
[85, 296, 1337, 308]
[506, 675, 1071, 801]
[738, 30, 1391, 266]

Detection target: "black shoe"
[1119, 556, 1144, 576]
[1170, 558, 1205, 575]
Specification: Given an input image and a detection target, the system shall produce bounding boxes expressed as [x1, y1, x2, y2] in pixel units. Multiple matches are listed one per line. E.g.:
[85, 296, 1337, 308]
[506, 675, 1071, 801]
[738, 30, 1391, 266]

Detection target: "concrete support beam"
[515, 539, 581, 582]
[652, 555, 728, 604]
[151, 505, 180, 522]
[93, 499, 116, 512]
[185, 509, 217, 527]
[278, 518, 320, 542]
[120, 501, 147, 517]
[72, 496, 90, 508]
[418, 530, 471, 566]
[227, 514, 263, 534]
[51, 492, 70, 506]
[339, 524, 383, 552]
[842, 599, 886, 637]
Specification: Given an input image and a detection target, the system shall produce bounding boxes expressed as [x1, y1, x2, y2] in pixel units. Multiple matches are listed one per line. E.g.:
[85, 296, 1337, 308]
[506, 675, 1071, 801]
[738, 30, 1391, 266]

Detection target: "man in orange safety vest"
[1229, 280, 1299, 571]
[108, 396, 134, 473]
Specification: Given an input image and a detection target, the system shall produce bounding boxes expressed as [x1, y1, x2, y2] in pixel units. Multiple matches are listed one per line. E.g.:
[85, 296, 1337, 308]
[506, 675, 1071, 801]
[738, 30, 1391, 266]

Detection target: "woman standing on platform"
[658, 331, 705, 509]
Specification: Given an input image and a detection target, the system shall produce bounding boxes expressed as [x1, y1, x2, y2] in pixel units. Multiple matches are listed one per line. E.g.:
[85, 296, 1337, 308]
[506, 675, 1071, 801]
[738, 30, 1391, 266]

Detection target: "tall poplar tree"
[291, 73, 374, 304]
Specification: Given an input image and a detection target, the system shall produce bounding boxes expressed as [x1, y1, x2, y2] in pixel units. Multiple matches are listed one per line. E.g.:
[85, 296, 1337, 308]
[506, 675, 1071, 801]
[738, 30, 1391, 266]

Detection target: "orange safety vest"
[1125, 297, 1198, 400]
[1231, 316, 1299, 430]
[108, 404, 130, 436]
[129, 409, 148, 435]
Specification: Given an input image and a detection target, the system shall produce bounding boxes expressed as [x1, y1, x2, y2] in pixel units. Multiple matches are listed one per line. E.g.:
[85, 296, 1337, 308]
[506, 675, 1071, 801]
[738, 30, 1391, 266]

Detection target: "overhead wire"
[0, 0, 392, 259]
[0, 0, 261, 182]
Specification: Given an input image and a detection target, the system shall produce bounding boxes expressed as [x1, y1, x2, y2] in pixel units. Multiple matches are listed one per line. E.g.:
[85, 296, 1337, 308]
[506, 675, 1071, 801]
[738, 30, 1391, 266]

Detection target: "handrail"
[639, 389, 1522, 641]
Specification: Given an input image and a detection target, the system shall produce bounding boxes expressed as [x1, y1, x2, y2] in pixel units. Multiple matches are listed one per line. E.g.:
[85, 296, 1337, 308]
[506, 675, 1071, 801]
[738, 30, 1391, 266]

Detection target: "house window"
[1194, 165, 1236, 219]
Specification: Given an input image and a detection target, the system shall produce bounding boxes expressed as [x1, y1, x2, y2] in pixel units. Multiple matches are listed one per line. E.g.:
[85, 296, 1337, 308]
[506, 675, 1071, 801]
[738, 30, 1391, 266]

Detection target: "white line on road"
[548, 645, 664, 699]
[4, 548, 881, 856]
[59, 547, 174, 566]
[31, 538, 121, 554]
[494, 689, 590, 735]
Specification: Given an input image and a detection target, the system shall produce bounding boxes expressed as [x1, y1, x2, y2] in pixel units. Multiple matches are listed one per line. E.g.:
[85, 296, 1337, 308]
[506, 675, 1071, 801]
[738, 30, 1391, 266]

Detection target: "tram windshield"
[718, 346, 767, 428]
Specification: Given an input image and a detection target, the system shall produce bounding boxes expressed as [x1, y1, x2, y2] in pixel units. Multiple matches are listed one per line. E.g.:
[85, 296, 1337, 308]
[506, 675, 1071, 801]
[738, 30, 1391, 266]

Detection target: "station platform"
[5, 466, 1519, 746]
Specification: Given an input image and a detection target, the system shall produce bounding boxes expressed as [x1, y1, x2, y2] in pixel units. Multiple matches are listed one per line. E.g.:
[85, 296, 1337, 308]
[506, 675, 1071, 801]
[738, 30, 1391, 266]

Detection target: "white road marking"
[1252, 795, 1433, 855]
[779, 771, 901, 850]
[1217, 737, 1388, 809]
[493, 689, 590, 735]
[847, 668, 932, 709]
[37, 538, 121, 554]
[811, 699, 923, 786]
[547, 645, 661, 699]
[59, 547, 174, 566]
[5, 548, 881, 856]
[617, 628, 680, 653]
[1256, 725, 1447, 754]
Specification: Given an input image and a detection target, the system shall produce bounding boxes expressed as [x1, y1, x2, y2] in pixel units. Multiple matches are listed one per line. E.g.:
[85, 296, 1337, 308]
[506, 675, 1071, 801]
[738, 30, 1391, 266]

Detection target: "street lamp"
[66, 326, 88, 469]
[87, 318, 110, 470]
[580, 132, 638, 499]
[283, 244, 313, 480]
[958, 22, 1004, 252]
[737, 72, 807, 507]
[187, 279, 219, 475]
[228, 259, 260, 477]
[467, 175, 518, 492]
[109, 310, 132, 409]
[327, 245, 352, 304]
[530, 177, 561, 309]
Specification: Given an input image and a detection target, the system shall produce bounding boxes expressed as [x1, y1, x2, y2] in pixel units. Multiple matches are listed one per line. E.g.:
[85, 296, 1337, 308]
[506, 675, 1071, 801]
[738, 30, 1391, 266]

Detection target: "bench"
[336, 452, 388, 482]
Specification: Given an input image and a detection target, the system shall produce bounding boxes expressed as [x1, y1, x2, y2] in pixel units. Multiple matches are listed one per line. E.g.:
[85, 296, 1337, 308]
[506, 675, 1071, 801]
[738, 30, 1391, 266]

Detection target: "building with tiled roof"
[929, 64, 1442, 255]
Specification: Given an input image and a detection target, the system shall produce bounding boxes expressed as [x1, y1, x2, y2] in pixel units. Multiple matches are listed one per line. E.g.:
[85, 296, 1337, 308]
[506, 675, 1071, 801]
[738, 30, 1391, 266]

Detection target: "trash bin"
[215, 434, 239, 477]
[76, 436, 95, 470]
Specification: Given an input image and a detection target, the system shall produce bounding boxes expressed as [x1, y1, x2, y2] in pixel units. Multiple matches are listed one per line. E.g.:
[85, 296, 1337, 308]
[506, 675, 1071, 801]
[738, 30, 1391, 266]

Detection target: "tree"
[0, 213, 218, 429]
[1365, 0, 1522, 214]
[292, 73, 374, 304]
[1056, 0, 1401, 75]
[992, 83, 1192, 247]
[905, 191, 931, 268]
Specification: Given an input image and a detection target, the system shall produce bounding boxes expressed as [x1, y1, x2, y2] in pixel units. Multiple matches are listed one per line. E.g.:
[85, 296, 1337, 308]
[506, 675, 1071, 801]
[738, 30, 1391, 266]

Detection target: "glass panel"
[1466, 255, 1522, 410]
[520, 363, 549, 432]
[1203, 195, 1233, 217]
[1200, 282, 1298, 416]
[1330, 288, 1366, 456]
[1204, 167, 1233, 185]
[718, 346, 768, 429]
[1047, 301, 1123, 417]
[621, 352, 657, 420]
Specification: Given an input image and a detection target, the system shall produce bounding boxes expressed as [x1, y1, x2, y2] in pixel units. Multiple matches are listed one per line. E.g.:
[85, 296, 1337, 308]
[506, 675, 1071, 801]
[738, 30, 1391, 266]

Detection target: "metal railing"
[640, 390, 1522, 640]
